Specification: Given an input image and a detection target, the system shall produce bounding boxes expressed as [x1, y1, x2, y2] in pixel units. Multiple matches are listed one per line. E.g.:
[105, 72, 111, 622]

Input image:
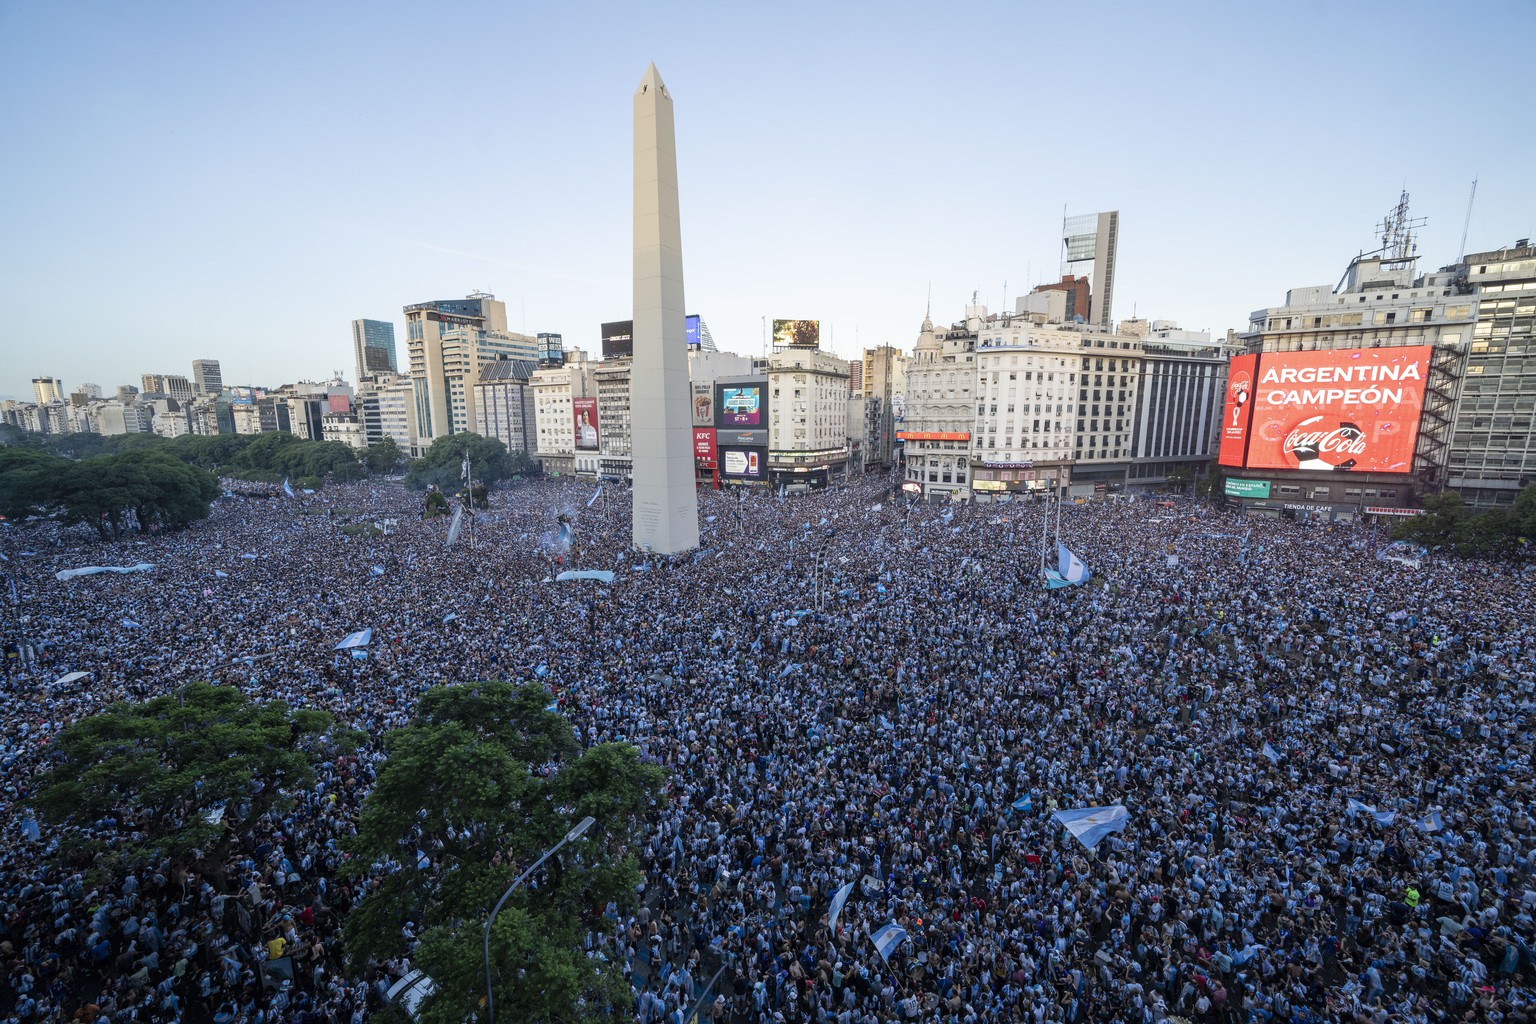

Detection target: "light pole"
[687, 952, 735, 1024]
[483, 815, 595, 1024]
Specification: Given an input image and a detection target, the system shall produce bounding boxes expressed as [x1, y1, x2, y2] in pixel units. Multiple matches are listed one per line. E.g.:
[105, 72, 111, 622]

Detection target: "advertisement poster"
[686, 314, 701, 349]
[693, 428, 717, 465]
[573, 397, 599, 451]
[691, 383, 714, 427]
[1224, 478, 1271, 499]
[721, 447, 764, 479]
[600, 321, 633, 360]
[772, 319, 820, 348]
[1244, 346, 1431, 473]
[1217, 354, 1257, 468]
[717, 383, 764, 428]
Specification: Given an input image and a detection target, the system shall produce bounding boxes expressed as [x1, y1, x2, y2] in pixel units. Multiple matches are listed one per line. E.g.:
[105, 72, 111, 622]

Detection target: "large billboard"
[693, 428, 717, 465]
[773, 319, 820, 348]
[573, 397, 599, 451]
[1217, 354, 1257, 468]
[601, 320, 633, 359]
[716, 380, 765, 428]
[691, 382, 714, 427]
[686, 314, 701, 349]
[720, 447, 766, 479]
[1244, 347, 1431, 473]
[1224, 478, 1271, 499]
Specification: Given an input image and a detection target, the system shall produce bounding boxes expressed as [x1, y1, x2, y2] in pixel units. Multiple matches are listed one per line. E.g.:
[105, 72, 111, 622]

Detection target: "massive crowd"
[1, 473, 1533, 1024]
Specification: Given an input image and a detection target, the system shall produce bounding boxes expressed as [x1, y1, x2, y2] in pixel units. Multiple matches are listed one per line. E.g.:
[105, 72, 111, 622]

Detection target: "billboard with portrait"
[573, 397, 599, 451]
[1243, 346, 1431, 474]
[1217, 354, 1257, 468]
[720, 446, 766, 480]
[715, 380, 765, 428]
[772, 319, 820, 348]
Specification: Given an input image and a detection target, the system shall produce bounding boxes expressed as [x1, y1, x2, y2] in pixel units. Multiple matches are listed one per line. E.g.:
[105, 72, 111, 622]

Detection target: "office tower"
[32, 377, 63, 405]
[162, 375, 194, 401]
[630, 64, 699, 554]
[404, 292, 539, 444]
[352, 319, 398, 382]
[192, 359, 223, 395]
[1062, 210, 1119, 328]
[141, 374, 165, 396]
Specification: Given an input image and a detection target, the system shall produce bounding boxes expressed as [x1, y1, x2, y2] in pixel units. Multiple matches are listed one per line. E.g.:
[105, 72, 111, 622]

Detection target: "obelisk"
[631, 64, 700, 554]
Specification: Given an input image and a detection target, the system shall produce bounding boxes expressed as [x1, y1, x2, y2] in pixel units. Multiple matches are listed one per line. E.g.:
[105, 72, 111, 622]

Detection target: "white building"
[322, 412, 368, 450]
[903, 312, 979, 500]
[530, 349, 596, 477]
[766, 345, 850, 488]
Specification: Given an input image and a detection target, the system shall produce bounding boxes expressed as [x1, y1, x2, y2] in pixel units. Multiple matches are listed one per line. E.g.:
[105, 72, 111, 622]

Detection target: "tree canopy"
[342, 682, 664, 1024]
[31, 682, 335, 869]
[404, 433, 531, 491]
[1391, 484, 1536, 558]
[1, 446, 220, 538]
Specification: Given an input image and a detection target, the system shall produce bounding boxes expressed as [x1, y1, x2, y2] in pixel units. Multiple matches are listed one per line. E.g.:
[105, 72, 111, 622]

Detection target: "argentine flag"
[1347, 798, 1397, 826]
[828, 881, 856, 932]
[1012, 793, 1034, 813]
[1415, 810, 1443, 832]
[283, 477, 295, 498]
[1261, 742, 1283, 764]
[1057, 543, 1091, 585]
[869, 922, 909, 962]
[1052, 805, 1130, 850]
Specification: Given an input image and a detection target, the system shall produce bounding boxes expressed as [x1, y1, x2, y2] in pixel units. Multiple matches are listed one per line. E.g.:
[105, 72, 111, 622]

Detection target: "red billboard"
[573, 397, 599, 451]
[693, 428, 717, 466]
[1218, 354, 1257, 467]
[1242, 347, 1431, 474]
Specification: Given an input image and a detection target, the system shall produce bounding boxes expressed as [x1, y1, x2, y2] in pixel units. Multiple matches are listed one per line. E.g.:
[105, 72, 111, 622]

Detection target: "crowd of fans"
[1, 473, 1532, 1024]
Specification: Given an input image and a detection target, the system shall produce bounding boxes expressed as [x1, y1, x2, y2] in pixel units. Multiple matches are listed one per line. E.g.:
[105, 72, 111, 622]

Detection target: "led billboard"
[573, 397, 599, 451]
[601, 320, 633, 360]
[772, 319, 820, 348]
[1217, 354, 1257, 468]
[1224, 478, 1271, 499]
[686, 314, 701, 349]
[720, 447, 766, 479]
[1244, 347, 1431, 473]
[716, 380, 765, 428]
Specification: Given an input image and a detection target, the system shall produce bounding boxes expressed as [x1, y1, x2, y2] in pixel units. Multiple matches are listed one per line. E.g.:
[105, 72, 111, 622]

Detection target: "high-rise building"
[473, 358, 539, 456]
[1062, 211, 1119, 328]
[904, 311, 980, 501]
[162, 375, 194, 401]
[352, 319, 399, 382]
[404, 292, 540, 445]
[191, 359, 223, 396]
[766, 345, 851, 489]
[32, 377, 63, 405]
[630, 64, 699, 553]
[1447, 239, 1536, 507]
[860, 345, 909, 469]
[594, 359, 634, 483]
[530, 349, 597, 478]
[140, 373, 166, 396]
[1128, 323, 1232, 489]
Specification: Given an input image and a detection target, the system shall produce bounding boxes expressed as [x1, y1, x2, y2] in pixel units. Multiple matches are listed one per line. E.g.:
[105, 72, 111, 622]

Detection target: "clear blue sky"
[2, 0, 1533, 400]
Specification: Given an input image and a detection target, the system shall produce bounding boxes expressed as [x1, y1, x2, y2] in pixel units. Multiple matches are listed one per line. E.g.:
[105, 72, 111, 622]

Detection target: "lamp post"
[687, 952, 735, 1024]
[483, 815, 595, 1024]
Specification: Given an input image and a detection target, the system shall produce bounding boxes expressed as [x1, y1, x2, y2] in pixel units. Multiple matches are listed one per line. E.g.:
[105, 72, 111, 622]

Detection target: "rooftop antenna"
[925, 282, 931, 320]
[1379, 189, 1426, 268]
[1458, 176, 1479, 261]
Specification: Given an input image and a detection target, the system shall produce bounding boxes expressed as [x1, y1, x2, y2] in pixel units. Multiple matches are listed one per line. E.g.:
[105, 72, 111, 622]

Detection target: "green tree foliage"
[31, 682, 333, 868]
[1196, 457, 1228, 500]
[0, 447, 61, 519]
[404, 433, 525, 491]
[343, 682, 665, 1024]
[364, 436, 403, 475]
[1, 447, 218, 538]
[1391, 486, 1536, 558]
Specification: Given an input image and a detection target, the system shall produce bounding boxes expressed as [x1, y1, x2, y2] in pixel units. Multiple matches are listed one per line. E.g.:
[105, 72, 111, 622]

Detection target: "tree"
[0, 447, 63, 520]
[31, 682, 333, 868]
[1196, 457, 1227, 500]
[343, 682, 665, 1024]
[365, 436, 404, 475]
[405, 433, 518, 491]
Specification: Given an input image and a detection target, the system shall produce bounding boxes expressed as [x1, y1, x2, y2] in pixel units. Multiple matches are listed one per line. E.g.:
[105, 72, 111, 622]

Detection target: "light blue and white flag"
[870, 922, 909, 962]
[1415, 810, 1443, 832]
[545, 700, 560, 713]
[1346, 798, 1397, 826]
[1057, 543, 1091, 585]
[445, 506, 464, 549]
[121, 618, 141, 629]
[1012, 793, 1034, 813]
[214, 570, 229, 579]
[416, 849, 430, 870]
[1052, 805, 1130, 850]
[586, 487, 603, 508]
[1261, 742, 1283, 764]
[334, 628, 373, 650]
[828, 881, 856, 932]
[21, 816, 41, 842]
[283, 478, 295, 498]
[370, 565, 385, 576]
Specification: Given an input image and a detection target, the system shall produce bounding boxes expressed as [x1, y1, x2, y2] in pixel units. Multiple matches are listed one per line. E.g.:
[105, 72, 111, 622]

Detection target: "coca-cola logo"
[1284, 426, 1365, 456]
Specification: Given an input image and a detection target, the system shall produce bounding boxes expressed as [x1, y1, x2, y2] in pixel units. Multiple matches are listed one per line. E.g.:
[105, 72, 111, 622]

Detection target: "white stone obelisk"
[631, 64, 699, 555]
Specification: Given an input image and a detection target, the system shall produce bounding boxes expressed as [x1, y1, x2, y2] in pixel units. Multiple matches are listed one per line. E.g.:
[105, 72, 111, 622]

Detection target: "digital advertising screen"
[720, 446, 766, 479]
[1244, 346, 1431, 473]
[686, 315, 701, 349]
[573, 397, 599, 451]
[693, 428, 717, 465]
[772, 319, 820, 348]
[1217, 354, 1257, 468]
[716, 381, 765, 428]
[601, 320, 633, 359]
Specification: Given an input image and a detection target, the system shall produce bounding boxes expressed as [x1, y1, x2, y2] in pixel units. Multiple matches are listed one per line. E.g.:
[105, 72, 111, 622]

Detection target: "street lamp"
[483, 815, 596, 1024]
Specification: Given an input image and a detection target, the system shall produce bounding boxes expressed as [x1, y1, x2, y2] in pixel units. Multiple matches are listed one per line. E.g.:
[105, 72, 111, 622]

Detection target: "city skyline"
[3, 1, 1534, 400]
